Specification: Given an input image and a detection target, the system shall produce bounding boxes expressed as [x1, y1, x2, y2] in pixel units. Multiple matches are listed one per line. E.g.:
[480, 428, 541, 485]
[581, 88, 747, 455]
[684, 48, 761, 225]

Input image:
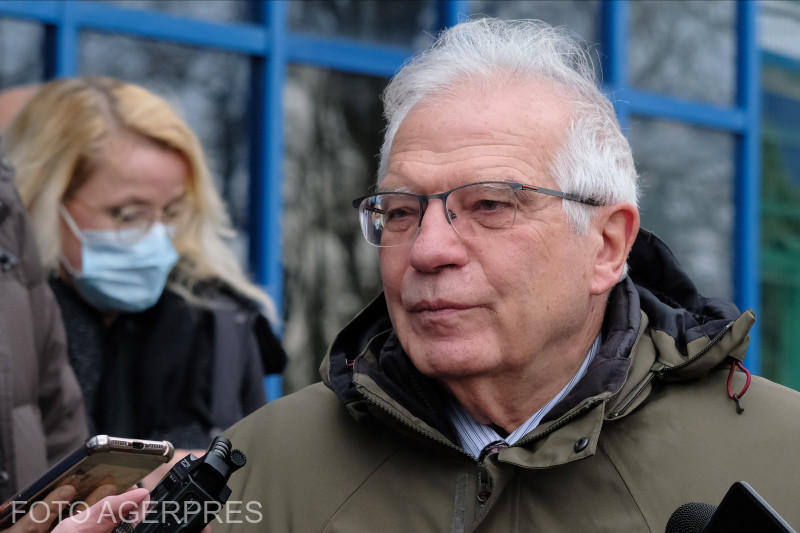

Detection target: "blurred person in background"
[3, 76, 286, 451]
[2, 111, 130, 532]
[0, 140, 88, 510]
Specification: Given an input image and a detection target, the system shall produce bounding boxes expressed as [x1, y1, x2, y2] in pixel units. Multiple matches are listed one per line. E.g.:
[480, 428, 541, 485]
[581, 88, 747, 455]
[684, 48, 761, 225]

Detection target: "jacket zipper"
[514, 398, 602, 448]
[356, 385, 476, 461]
[607, 321, 734, 419]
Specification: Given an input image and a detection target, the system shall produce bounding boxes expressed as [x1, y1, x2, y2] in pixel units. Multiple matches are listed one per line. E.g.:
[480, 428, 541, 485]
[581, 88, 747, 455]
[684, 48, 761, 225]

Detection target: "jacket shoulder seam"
[320, 445, 401, 532]
[596, 440, 653, 532]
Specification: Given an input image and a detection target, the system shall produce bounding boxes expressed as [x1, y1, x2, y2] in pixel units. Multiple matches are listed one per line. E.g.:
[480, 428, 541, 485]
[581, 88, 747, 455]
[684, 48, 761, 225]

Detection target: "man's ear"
[590, 202, 640, 295]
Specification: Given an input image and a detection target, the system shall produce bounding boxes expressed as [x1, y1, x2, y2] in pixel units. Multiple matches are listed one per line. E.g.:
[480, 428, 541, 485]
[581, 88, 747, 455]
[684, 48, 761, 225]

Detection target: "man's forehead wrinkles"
[392, 140, 533, 157]
[385, 155, 545, 188]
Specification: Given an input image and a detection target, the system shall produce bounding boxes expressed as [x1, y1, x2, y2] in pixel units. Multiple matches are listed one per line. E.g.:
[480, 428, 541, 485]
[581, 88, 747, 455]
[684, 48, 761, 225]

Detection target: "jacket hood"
[626, 229, 753, 378]
[321, 228, 754, 432]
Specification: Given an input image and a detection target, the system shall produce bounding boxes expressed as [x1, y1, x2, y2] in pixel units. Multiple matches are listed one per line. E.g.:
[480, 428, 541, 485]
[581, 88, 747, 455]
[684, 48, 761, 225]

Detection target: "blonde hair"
[3, 76, 277, 322]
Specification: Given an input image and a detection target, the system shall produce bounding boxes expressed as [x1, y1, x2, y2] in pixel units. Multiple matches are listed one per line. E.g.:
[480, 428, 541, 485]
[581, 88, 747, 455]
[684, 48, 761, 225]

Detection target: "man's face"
[379, 78, 601, 384]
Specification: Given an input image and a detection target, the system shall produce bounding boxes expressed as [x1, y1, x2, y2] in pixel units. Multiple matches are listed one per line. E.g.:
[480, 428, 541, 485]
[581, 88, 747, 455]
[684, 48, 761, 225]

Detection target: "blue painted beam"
[602, 0, 630, 132]
[0, 1, 60, 21]
[0, 1, 268, 55]
[248, 0, 288, 401]
[263, 0, 287, 322]
[618, 87, 748, 133]
[437, 0, 469, 29]
[53, 1, 79, 77]
[287, 33, 411, 78]
[69, 1, 267, 54]
[734, 0, 761, 373]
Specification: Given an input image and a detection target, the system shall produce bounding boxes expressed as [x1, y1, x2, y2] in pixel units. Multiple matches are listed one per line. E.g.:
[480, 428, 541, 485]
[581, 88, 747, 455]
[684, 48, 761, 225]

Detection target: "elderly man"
[221, 19, 800, 532]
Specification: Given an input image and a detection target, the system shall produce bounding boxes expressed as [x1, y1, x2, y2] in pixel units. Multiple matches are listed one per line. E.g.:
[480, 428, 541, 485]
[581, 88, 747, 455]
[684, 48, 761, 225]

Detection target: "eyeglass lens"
[111, 202, 185, 245]
[358, 182, 519, 247]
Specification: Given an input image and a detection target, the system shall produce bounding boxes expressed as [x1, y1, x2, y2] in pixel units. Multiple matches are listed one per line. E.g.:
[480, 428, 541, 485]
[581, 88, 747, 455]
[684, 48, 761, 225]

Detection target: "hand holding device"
[0, 435, 174, 530]
[3, 485, 77, 533]
[50, 488, 149, 533]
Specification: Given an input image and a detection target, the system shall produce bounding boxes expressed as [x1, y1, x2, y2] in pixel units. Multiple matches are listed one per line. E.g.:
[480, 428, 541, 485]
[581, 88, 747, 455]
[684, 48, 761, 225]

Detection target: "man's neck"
[443, 320, 604, 435]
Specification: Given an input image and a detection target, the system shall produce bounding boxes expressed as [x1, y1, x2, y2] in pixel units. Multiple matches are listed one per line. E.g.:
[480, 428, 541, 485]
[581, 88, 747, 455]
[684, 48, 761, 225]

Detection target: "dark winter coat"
[50, 277, 286, 450]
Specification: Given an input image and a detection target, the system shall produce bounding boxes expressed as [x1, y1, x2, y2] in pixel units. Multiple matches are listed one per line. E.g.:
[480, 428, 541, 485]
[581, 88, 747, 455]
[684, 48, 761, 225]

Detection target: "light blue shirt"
[447, 335, 601, 459]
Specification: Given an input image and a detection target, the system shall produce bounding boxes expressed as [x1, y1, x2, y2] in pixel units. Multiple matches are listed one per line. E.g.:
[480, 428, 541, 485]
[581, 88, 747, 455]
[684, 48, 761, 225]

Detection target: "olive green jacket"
[220, 230, 800, 532]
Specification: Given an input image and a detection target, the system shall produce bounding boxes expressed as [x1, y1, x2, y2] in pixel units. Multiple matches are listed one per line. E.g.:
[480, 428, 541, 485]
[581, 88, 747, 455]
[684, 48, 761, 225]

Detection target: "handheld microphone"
[665, 481, 795, 533]
[665, 502, 716, 533]
[113, 436, 246, 533]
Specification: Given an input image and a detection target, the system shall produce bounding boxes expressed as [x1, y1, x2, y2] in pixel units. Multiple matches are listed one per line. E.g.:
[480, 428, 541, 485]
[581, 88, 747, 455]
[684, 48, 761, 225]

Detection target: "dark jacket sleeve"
[240, 311, 287, 413]
[209, 302, 286, 432]
[253, 313, 287, 376]
[241, 320, 268, 414]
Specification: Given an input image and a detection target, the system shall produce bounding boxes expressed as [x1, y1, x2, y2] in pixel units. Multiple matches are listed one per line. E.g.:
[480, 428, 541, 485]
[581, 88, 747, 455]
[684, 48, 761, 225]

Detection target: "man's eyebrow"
[376, 183, 414, 194]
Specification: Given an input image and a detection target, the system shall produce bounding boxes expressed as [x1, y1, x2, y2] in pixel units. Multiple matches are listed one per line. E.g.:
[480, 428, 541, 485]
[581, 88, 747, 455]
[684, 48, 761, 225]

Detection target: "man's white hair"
[378, 18, 639, 233]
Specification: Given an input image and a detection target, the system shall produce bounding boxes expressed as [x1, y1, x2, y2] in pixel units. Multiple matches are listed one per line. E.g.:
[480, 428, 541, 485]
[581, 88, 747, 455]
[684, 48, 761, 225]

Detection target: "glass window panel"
[288, 0, 435, 49]
[0, 19, 45, 87]
[467, 0, 600, 50]
[628, 117, 735, 300]
[282, 65, 384, 392]
[761, 63, 800, 388]
[98, 0, 252, 24]
[79, 31, 252, 262]
[629, 0, 736, 106]
[760, 1, 800, 61]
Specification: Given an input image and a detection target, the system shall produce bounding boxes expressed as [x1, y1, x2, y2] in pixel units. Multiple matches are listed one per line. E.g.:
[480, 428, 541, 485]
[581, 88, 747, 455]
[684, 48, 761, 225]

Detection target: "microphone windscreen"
[665, 502, 716, 533]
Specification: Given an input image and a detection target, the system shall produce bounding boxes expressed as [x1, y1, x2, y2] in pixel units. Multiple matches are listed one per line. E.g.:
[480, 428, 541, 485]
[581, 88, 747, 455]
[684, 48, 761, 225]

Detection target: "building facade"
[1, 0, 796, 393]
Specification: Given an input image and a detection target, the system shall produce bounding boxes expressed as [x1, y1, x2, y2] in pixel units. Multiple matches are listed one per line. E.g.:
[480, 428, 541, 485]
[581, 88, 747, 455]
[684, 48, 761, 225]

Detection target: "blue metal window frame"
[601, 1, 761, 373]
[0, 0, 763, 384]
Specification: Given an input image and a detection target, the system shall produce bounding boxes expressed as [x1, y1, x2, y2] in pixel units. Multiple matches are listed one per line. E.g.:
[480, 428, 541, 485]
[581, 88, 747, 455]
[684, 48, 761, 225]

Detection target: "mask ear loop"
[59, 205, 87, 243]
[58, 205, 85, 275]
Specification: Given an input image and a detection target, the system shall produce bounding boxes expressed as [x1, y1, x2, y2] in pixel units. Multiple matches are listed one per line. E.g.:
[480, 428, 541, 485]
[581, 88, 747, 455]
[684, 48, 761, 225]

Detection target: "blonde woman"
[3, 76, 285, 449]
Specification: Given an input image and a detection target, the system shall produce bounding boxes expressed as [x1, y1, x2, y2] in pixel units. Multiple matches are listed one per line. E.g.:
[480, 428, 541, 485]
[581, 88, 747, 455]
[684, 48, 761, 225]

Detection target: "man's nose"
[409, 198, 467, 272]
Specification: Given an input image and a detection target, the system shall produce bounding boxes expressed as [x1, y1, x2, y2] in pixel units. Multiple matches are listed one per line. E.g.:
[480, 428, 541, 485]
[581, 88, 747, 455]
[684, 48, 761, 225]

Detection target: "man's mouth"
[409, 299, 474, 313]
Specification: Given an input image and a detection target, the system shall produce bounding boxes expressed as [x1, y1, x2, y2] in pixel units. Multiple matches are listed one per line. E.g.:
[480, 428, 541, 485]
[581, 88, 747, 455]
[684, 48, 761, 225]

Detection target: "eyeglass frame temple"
[519, 185, 603, 207]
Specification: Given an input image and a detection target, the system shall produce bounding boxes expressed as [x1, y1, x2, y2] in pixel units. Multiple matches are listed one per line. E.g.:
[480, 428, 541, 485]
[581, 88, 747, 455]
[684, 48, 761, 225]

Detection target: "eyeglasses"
[352, 181, 602, 247]
[107, 202, 186, 244]
[61, 199, 187, 246]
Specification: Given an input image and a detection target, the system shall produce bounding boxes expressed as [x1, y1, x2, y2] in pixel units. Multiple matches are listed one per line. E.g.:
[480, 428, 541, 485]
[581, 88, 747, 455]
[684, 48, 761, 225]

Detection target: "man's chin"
[406, 341, 498, 380]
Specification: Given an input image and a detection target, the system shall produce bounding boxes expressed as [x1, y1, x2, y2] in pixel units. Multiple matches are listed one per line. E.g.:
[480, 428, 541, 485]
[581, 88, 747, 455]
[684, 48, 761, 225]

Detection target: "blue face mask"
[60, 206, 179, 313]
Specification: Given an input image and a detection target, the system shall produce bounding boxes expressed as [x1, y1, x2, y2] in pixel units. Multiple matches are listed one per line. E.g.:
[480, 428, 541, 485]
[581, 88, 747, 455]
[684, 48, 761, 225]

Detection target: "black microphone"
[665, 481, 795, 533]
[112, 436, 246, 533]
[665, 502, 716, 533]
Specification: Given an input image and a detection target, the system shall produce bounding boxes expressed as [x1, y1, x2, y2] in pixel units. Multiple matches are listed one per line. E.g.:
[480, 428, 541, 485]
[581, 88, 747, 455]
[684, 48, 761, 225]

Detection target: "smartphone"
[704, 481, 796, 533]
[0, 435, 174, 528]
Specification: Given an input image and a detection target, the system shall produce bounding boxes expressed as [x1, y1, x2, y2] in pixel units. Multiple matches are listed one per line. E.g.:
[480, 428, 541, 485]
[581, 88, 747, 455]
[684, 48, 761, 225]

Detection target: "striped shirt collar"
[447, 335, 602, 460]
